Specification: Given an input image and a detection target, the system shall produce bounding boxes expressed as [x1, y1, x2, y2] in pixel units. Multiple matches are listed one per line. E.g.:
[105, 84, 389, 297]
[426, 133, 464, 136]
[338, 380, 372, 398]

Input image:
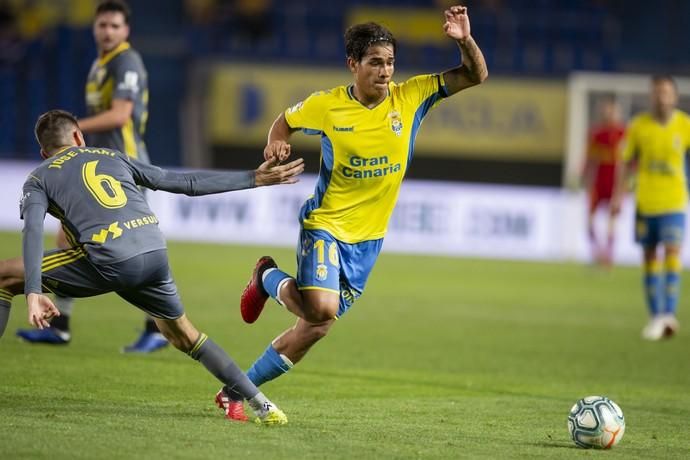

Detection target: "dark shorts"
[40, 248, 183, 320]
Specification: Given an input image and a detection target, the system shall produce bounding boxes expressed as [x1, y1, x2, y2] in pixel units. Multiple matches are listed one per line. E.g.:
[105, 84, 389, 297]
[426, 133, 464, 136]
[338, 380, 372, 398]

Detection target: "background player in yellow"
[214, 5, 488, 421]
[612, 75, 690, 341]
[16, 1, 163, 352]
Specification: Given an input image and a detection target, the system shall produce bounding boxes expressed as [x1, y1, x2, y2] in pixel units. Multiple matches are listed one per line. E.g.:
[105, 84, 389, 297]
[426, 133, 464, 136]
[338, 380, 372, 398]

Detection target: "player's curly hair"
[345, 22, 397, 62]
[96, 0, 131, 24]
[34, 110, 79, 154]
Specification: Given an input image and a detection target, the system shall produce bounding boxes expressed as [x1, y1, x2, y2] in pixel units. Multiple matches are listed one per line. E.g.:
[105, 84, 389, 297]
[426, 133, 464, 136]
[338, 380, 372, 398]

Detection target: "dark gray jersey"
[85, 42, 149, 164]
[20, 146, 255, 294]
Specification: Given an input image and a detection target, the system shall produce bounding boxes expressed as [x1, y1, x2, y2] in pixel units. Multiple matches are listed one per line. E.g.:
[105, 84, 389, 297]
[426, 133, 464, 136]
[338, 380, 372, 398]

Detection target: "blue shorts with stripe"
[635, 212, 686, 247]
[41, 248, 183, 320]
[296, 228, 383, 318]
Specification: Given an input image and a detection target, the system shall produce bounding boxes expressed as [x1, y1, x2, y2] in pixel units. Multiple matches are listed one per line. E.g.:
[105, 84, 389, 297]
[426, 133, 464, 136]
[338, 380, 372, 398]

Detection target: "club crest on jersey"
[389, 111, 402, 136]
[315, 264, 328, 281]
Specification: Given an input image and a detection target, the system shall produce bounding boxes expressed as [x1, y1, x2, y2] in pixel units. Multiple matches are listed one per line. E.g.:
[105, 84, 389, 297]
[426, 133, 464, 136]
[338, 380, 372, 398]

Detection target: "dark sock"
[145, 318, 160, 333]
[50, 314, 70, 332]
[224, 385, 244, 401]
[188, 334, 259, 400]
[0, 303, 10, 338]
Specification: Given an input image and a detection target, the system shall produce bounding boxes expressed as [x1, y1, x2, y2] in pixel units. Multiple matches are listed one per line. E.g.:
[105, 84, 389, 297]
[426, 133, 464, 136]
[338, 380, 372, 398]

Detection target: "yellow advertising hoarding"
[207, 64, 566, 160]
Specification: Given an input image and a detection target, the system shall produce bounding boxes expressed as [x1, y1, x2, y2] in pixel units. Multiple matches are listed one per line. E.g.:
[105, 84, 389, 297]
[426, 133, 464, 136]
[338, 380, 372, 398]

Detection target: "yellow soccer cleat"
[255, 405, 288, 426]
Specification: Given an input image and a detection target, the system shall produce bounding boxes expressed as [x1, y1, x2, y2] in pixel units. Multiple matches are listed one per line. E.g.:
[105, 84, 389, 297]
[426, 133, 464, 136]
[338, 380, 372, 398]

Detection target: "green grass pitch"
[0, 230, 688, 459]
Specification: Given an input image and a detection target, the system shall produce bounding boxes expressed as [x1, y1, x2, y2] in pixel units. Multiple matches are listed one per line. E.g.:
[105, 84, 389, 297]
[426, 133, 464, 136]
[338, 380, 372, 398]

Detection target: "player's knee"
[156, 326, 193, 352]
[55, 231, 70, 249]
[302, 296, 339, 323]
[305, 307, 337, 323]
[165, 333, 193, 352]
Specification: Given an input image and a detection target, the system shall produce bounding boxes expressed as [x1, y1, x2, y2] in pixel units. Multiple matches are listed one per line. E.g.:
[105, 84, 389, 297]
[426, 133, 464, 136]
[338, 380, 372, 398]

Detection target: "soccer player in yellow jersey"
[613, 75, 690, 341]
[215, 5, 488, 421]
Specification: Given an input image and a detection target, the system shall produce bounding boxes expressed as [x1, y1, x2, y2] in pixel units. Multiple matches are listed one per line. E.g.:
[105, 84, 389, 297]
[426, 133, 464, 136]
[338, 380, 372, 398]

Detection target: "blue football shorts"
[634, 212, 686, 247]
[295, 228, 383, 318]
[41, 248, 184, 320]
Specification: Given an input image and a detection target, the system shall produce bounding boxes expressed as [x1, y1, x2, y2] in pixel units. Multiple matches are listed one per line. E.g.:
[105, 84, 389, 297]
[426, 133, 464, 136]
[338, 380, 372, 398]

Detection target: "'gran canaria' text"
[342, 155, 401, 179]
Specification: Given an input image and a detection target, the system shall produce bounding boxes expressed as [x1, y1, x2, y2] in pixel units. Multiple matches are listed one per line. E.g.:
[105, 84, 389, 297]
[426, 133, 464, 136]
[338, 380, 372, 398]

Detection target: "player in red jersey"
[582, 96, 626, 266]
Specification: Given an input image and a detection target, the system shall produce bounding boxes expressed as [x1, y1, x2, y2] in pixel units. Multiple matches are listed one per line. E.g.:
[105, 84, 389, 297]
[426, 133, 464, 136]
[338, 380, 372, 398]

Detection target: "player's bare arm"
[79, 99, 134, 133]
[441, 6, 488, 96]
[265, 113, 299, 162]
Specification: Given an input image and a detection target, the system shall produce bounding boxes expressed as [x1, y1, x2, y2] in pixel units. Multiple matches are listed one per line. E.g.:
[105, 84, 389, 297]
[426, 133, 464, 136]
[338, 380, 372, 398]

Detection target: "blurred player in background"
[16, 0, 164, 352]
[582, 96, 626, 266]
[0, 110, 303, 424]
[214, 5, 488, 421]
[613, 75, 690, 341]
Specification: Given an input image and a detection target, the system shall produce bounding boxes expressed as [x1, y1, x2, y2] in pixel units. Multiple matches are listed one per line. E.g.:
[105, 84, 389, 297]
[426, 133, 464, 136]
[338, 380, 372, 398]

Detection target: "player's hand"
[26, 293, 60, 329]
[263, 140, 292, 163]
[255, 157, 305, 186]
[443, 6, 471, 41]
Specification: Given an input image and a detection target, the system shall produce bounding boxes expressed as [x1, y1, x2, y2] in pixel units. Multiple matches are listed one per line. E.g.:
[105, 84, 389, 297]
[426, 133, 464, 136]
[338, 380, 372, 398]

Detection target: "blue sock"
[665, 272, 680, 314]
[246, 344, 293, 387]
[644, 266, 662, 316]
[664, 254, 682, 315]
[263, 268, 292, 301]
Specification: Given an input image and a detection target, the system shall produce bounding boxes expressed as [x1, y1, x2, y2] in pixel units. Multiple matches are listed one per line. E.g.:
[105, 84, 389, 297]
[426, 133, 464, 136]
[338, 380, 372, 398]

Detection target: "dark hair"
[34, 110, 80, 153]
[652, 74, 677, 90]
[96, 0, 131, 24]
[345, 22, 397, 62]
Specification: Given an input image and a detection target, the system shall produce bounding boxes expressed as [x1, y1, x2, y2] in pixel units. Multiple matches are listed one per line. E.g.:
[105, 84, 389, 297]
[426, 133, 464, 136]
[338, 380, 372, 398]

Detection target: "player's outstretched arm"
[440, 6, 488, 96]
[19, 191, 60, 328]
[20, 184, 48, 295]
[128, 156, 304, 196]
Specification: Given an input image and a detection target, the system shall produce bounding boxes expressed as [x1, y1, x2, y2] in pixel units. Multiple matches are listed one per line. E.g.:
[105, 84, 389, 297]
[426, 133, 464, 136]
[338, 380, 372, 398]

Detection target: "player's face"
[651, 80, 678, 117]
[350, 44, 395, 103]
[599, 100, 620, 124]
[93, 11, 129, 54]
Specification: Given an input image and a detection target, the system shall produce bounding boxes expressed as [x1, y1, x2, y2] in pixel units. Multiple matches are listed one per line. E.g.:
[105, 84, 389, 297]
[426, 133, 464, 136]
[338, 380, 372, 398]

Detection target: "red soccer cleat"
[215, 388, 249, 422]
[240, 256, 277, 324]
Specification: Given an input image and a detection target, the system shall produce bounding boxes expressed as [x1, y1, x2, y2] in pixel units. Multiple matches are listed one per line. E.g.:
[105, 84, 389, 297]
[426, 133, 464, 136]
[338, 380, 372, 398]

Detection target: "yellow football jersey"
[285, 74, 448, 243]
[622, 110, 690, 215]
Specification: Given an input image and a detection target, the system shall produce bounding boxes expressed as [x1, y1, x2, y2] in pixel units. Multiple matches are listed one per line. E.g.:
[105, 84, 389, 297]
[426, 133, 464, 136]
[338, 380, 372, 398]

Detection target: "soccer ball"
[567, 396, 625, 449]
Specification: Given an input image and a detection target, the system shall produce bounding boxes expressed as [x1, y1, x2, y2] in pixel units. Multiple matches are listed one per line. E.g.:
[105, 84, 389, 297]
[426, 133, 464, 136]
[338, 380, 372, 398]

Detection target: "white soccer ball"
[567, 396, 625, 449]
